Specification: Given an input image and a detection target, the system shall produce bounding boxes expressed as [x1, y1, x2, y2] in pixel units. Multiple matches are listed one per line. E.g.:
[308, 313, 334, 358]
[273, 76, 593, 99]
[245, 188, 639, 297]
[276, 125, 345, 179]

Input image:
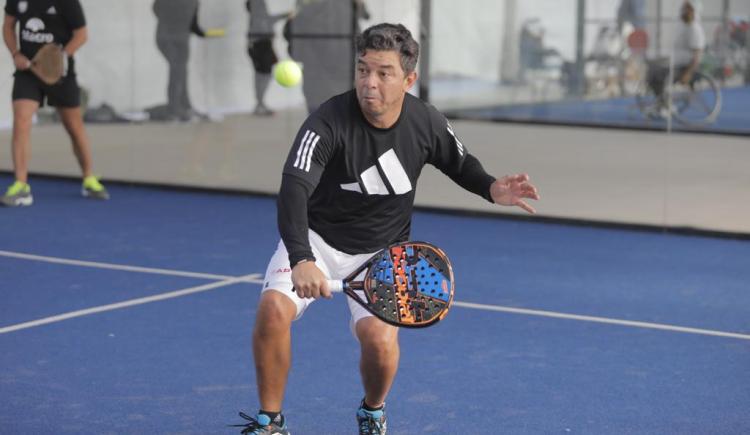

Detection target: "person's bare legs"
[56, 106, 93, 178]
[253, 290, 298, 412]
[11, 99, 39, 183]
[356, 317, 400, 408]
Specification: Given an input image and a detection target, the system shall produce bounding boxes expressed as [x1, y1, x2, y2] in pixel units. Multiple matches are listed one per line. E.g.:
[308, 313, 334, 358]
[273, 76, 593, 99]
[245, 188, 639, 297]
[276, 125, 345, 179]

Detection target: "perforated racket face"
[363, 242, 454, 327]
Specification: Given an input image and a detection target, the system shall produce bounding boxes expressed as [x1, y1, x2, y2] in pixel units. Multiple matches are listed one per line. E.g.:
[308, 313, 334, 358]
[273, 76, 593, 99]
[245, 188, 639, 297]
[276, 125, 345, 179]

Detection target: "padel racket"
[30, 43, 66, 85]
[329, 241, 455, 328]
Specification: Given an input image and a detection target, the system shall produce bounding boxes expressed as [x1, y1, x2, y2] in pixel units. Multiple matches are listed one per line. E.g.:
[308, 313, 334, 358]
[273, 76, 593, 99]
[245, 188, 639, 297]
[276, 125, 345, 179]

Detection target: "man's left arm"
[60, 0, 87, 56]
[190, 4, 206, 37]
[64, 27, 87, 56]
[432, 116, 539, 214]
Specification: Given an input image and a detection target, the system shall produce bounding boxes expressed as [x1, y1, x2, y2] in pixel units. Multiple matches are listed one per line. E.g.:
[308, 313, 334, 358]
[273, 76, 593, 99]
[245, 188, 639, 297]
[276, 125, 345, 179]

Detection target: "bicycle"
[635, 68, 722, 126]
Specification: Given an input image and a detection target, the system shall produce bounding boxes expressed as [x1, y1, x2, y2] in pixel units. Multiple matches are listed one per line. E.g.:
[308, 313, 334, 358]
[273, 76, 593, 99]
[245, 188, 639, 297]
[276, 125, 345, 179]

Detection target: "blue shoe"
[356, 402, 387, 435]
[231, 412, 290, 435]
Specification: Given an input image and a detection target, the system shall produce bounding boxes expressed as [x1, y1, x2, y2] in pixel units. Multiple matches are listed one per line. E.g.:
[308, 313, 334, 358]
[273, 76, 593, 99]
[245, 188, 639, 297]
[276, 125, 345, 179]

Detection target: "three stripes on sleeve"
[292, 130, 320, 173]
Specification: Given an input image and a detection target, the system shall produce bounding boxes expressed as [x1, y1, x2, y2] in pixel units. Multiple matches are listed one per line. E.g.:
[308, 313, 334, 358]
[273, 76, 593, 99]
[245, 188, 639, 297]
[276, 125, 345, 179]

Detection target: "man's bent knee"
[254, 290, 297, 335]
[356, 317, 399, 351]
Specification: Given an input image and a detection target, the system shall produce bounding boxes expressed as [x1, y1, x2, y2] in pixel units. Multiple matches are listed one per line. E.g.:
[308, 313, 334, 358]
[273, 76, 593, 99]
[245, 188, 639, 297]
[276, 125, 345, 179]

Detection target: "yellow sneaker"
[1, 180, 33, 207]
[82, 176, 110, 200]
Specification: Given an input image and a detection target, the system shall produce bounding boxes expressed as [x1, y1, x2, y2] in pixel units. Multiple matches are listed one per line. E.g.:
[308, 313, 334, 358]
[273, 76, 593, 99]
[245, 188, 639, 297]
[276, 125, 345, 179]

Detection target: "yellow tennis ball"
[274, 60, 302, 87]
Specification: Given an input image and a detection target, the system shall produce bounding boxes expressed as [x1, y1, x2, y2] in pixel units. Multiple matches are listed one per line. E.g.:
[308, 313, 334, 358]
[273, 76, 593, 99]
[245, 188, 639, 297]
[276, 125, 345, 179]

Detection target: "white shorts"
[262, 230, 377, 329]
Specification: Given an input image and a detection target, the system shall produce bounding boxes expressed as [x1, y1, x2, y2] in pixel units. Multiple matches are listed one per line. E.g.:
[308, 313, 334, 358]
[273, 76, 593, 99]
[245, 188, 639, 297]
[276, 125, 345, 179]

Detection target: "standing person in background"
[234, 23, 539, 435]
[285, 0, 369, 113]
[246, 0, 288, 116]
[152, 0, 223, 122]
[1, 0, 109, 207]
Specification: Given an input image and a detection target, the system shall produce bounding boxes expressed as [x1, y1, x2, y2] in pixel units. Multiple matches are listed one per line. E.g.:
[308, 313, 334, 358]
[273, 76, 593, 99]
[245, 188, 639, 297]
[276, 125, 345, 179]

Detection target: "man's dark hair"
[355, 23, 420, 74]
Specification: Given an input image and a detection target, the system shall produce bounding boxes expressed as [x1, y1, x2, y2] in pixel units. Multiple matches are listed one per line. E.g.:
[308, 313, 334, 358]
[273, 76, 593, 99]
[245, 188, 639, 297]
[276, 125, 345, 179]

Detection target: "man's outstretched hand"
[490, 174, 540, 214]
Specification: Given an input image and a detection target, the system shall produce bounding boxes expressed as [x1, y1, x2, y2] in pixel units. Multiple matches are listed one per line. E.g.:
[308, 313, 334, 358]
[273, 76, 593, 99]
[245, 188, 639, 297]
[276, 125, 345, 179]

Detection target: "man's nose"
[362, 72, 378, 88]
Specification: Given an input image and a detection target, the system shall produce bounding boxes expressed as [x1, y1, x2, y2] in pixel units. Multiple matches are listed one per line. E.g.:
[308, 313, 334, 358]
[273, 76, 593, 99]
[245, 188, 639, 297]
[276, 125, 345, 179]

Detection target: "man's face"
[355, 49, 416, 124]
[681, 2, 695, 23]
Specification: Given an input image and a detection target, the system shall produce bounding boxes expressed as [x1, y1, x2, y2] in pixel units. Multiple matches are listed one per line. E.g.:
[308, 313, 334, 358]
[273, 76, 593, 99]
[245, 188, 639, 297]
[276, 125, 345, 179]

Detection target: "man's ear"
[404, 70, 418, 92]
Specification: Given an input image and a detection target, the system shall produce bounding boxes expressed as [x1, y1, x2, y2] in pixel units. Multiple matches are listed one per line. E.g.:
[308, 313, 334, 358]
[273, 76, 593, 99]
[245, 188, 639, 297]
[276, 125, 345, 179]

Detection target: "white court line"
[2, 250, 747, 341]
[453, 301, 750, 341]
[0, 274, 263, 334]
[0, 250, 238, 280]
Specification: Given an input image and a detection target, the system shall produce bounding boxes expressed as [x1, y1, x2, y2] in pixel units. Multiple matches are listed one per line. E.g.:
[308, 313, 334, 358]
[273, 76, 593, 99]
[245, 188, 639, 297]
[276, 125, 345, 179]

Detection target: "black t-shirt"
[279, 90, 495, 261]
[5, 0, 85, 70]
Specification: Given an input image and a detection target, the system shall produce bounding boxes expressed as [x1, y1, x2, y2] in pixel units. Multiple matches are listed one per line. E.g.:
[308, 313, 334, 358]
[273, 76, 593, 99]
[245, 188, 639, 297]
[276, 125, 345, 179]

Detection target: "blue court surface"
[1, 176, 749, 434]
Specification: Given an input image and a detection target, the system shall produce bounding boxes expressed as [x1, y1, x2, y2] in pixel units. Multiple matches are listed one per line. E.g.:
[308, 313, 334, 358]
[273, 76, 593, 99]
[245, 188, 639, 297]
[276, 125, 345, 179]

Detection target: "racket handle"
[327, 280, 344, 292]
[291, 280, 343, 294]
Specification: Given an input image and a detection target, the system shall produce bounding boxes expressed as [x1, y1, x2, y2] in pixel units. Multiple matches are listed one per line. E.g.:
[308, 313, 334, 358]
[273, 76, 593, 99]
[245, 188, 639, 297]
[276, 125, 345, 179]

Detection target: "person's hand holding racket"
[292, 260, 332, 299]
[490, 173, 540, 214]
[12, 51, 31, 70]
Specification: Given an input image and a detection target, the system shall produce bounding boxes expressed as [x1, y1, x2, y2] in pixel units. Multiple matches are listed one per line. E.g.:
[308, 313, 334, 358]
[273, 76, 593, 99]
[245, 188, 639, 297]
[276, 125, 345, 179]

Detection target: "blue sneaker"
[356, 402, 387, 435]
[231, 412, 290, 435]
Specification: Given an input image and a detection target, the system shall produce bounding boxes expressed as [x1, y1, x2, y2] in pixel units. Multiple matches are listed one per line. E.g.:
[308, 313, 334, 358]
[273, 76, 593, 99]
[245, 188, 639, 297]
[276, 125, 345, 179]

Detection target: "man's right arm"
[3, 14, 17, 56]
[277, 174, 316, 266]
[2, 14, 27, 70]
[277, 115, 335, 298]
[277, 174, 334, 299]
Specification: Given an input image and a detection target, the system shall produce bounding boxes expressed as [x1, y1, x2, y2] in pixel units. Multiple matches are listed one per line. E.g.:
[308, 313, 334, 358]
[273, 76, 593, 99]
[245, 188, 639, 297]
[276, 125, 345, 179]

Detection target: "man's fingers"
[297, 282, 331, 299]
[515, 199, 536, 214]
[511, 181, 539, 200]
[301, 285, 320, 299]
[320, 282, 332, 299]
[522, 185, 540, 200]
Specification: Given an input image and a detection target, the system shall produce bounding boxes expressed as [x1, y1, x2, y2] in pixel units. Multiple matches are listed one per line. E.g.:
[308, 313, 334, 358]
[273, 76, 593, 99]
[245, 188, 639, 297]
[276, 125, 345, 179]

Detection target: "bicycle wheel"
[672, 72, 722, 126]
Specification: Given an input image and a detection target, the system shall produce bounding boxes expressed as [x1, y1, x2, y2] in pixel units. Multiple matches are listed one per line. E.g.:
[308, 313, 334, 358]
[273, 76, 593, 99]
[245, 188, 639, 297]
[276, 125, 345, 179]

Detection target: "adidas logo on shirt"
[341, 149, 412, 196]
[290, 130, 413, 196]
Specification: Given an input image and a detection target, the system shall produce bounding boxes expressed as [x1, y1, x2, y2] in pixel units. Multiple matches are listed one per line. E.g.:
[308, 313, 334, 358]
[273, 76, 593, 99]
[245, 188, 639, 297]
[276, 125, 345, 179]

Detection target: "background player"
[2, 0, 108, 207]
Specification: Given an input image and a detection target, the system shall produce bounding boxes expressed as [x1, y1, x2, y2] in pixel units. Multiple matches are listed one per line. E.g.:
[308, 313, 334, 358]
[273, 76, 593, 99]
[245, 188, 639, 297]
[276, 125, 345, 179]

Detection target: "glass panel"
[431, 0, 750, 135]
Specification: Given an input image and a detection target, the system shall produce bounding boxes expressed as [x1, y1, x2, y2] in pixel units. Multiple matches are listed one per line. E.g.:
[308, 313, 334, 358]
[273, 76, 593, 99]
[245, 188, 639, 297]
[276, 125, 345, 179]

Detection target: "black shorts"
[248, 38, 278, 74]
[12, 70, 81, 108]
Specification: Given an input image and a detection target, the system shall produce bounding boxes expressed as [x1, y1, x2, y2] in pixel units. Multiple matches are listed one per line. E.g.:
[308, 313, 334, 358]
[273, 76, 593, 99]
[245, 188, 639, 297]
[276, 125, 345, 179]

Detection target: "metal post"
[574, 0, 586, 95]
[419, 0, 432, 101]
[499, 0, 518, 83]
[655, 0, 662, 58]
[350, 1, 357, 85]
